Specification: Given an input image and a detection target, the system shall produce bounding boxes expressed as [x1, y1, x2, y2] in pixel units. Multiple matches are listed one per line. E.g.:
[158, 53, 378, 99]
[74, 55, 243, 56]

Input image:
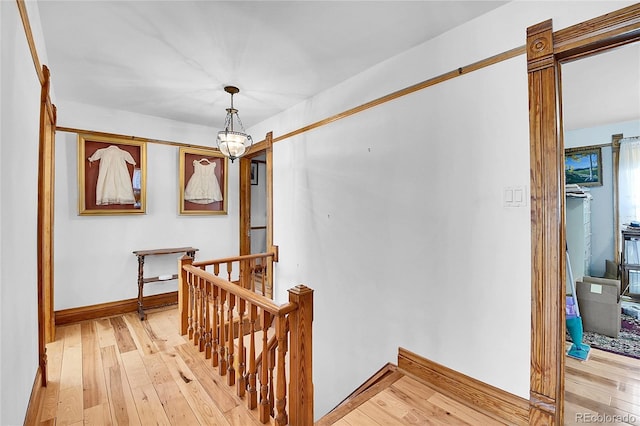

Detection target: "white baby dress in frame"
[184, 159, 223, 204]
[88, 145, 137, 205]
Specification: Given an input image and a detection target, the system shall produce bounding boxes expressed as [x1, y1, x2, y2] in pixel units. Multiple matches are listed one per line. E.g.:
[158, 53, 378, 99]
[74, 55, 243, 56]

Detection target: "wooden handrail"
[178, 254, 314, 425]
[183, 264, 297, 315]
[192, 251, 274, 268]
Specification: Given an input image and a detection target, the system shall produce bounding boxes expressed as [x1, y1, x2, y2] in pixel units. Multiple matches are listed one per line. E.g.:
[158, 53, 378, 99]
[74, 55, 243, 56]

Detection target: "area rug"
[567, 312, 640, 360]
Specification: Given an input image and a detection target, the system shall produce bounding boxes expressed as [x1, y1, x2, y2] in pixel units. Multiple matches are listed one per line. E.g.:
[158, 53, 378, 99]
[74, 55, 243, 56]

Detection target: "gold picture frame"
[77, 134, 147, 215]
[179, 147, 228, 215]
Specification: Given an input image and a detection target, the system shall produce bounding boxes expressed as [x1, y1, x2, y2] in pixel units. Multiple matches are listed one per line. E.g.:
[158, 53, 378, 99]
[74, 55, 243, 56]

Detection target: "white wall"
[249, 1, 636, 418]
[0, 2, 42, 424]
[566, 120, 640, 276]
[54, 101, 239, 309]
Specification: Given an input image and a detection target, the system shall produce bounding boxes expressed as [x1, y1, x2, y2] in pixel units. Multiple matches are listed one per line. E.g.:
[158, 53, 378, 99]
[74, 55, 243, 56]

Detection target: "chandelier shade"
[216, 86, 253, 162]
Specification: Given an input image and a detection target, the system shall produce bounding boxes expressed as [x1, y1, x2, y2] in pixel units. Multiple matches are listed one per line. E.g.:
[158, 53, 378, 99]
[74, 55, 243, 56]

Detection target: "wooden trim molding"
[23, 367, 45, 426]
[398, 348, 529, 425]
[56, 126, 215, 151]
[612, 133, 624, 265]
[55, 292, 178, 325]
[16, 0, 44, 84]
[527, 19, 564, 426]
[528, 5, 640, 426]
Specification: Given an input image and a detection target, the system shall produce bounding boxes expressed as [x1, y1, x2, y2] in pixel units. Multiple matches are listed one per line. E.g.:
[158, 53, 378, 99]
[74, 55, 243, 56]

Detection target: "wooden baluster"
[203, 280, 211, 357]
[193, 276, 201, 346]
[227, 261, 233, 282]
[261, 259, 267, 297]
[227, 292, 236, 386]
[211, 285, 219, 367]
[259, 311, 271, 423]
[199, 276, 206, 351]
[214, 263, 220, 277]
[247, 304, 258, 409]
[248, 258, 256, 292]
[275, 315, 288, 425]
[187, 271, 194, 340]
[269, 345, 276, 418]
[218, 288, 227, 376]
[237, 298, 246, 397]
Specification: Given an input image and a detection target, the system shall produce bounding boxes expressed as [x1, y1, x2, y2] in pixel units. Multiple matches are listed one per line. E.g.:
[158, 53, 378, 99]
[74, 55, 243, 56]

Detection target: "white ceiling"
[561, 42, 640, 132]
[36, 1, 639, 133]
[37, 1, 508, 129]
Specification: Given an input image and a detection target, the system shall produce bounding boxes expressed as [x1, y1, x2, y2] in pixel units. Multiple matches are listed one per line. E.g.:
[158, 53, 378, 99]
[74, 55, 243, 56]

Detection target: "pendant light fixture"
[216, 85, 253, 162]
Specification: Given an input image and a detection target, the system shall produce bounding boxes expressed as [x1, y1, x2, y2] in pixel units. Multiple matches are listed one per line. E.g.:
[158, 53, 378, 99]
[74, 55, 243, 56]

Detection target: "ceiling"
[37, 1, 508, 129]
[561, 42, 640, 132]
[36, 1, 638, 133]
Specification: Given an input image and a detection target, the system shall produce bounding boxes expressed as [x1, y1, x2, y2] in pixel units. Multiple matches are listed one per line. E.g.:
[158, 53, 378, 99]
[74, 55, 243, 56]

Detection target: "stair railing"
[179, 254, 313, 425]
[192, 252, 275, 298]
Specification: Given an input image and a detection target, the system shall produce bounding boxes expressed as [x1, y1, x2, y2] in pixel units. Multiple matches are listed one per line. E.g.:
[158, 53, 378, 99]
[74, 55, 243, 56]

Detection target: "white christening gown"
[184, 160, 223, 204]
[88, 145, 137, 205]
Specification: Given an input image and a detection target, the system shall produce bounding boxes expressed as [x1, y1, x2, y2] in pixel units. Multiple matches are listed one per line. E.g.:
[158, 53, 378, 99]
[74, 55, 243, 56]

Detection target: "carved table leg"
[137, 254, 146, 320]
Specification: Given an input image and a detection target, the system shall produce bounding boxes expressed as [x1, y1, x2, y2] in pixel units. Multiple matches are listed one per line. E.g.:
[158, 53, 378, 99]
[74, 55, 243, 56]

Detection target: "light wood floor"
[34, 306, 640, 425]
[565, 346, 640, 425]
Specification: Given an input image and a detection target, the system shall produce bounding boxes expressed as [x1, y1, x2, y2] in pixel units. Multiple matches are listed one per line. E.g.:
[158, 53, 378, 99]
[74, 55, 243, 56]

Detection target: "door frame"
[239, 131, 275, 257]
[527, 5, 640, 424]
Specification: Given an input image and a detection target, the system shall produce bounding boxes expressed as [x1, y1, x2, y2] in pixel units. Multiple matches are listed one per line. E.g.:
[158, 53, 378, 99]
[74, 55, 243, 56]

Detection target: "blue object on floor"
[566, 247, 591, 361]
[566, 316, 591, 361]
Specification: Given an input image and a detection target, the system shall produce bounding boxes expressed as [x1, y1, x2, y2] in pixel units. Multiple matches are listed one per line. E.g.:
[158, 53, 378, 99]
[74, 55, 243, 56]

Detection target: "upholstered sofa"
[576, 275, 621, 338]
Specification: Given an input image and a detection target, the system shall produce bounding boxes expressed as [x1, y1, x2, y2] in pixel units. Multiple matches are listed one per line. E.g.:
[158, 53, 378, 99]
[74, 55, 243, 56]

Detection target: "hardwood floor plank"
[565, 391, 638, 424]
[341, 407, 384, 426]
[140, 351, 200, 425]
[59, 324, 82, 390]
[81, 321, 108, 409]
[109, 316, 137, 353]
[95, 318, 117, 348]
[120, 350, 153, 389]
[174, 343, 241, 413]
[130, 383, 171, 426]
[101, 345, 141, 426]
[159, 347, 232, 425]
[123, 312, 159, 356]
[224, 405, 265, 426]
[426, 392, 507, 426]
[83, 402, 112, 426]
[56, 386, 83, 425]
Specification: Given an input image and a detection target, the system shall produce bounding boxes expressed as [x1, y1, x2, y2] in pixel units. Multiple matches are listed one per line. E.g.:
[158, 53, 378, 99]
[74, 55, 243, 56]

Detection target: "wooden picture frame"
[565, 146, 603, 187]
[179, 147, 228, 215]
[78, 134, 146, 215]
[251, 161, 259, 185]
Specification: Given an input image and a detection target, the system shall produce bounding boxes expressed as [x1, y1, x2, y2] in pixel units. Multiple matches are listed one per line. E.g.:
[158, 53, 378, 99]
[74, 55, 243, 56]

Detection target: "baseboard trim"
[55, 292, 178, 325]
[398, 347, 529, 426]
[24, 367, 44, 426]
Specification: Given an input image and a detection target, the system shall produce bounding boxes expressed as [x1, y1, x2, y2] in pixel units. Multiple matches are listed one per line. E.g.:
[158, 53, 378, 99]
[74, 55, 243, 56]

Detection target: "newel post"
[287, 285, 314, 425]
[179, 255, 193, 335]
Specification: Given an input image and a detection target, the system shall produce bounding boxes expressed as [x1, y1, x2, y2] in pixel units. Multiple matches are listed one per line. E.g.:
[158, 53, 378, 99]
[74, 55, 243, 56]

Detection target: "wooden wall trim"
[528, 5, 640, 426]
[55, 126, 215, 151]
[23, 367, 44, 426]
[397, 347, 529, 426]
[55, 292, 178, 325]
[16, 0, 44, 84]
[527, 19, 564, 426]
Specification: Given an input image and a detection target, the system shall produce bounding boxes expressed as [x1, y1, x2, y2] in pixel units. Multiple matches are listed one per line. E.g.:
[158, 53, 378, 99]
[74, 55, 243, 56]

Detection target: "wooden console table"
[133, 247, 198, 320]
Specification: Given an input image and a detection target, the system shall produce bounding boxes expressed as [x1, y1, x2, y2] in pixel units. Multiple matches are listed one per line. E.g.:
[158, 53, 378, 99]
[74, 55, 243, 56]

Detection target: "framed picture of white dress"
[77, 134, 147, 215]
[179, 147, 228, 215]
